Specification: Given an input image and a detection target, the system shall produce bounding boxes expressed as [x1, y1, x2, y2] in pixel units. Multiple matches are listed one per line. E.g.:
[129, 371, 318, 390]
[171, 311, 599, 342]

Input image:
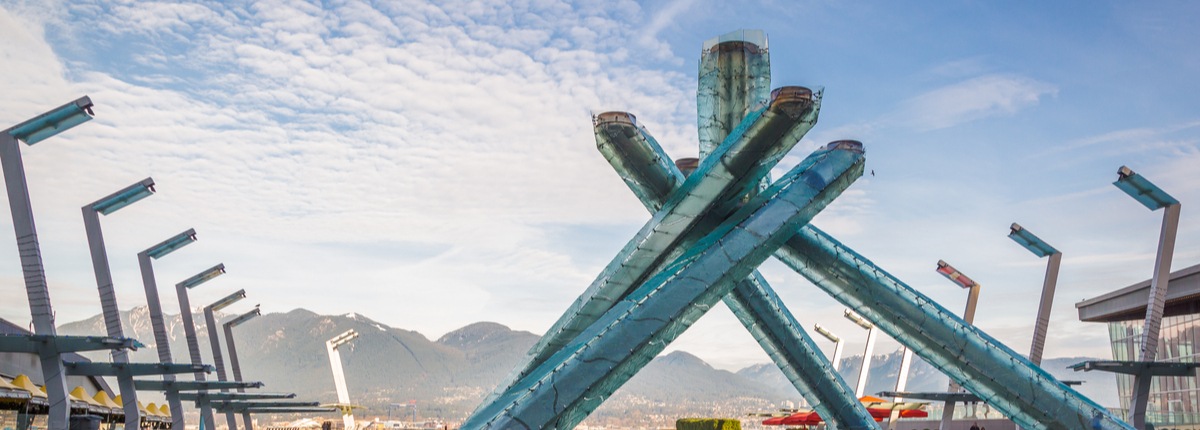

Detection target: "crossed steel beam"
[465, 56, 871, 426]
[468, 30, 1131, 430]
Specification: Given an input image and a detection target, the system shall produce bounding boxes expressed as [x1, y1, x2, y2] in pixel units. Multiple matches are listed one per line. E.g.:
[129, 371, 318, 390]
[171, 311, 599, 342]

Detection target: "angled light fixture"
[1114, 165, 1179, 210]
[180, 264, 226, 289]
[91, 178, 156, 215]
[4, 96, 94, 145]
[145, 228, 197, 259]
[1008, 223, 1058, 258]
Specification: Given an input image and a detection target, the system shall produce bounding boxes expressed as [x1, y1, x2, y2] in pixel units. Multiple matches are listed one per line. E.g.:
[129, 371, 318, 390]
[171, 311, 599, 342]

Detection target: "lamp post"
[1, 96, 95, 430]
[327, 329, 360, 430]
[177, 263, 226, 430]
[225, 306, 262, 430]
[813, 324, 845, 372]
[139, 228, 198, 430]
[206, 290, 247, 430]
[843, 309, 877, 398]
[82, 177, 155, 425]
[1114, 165, 1182, 430]
[1007, 223, 1062, 366]
[935, 260, 982, 429]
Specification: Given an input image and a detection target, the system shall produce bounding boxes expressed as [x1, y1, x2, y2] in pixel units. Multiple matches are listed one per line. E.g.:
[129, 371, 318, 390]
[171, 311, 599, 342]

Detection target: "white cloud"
[894, 74, 1057, 130]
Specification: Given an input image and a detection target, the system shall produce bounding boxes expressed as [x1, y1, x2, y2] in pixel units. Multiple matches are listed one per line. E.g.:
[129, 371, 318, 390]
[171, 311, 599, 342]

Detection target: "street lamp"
[935, 260, 982, 429]
[206, 289, 247, 430]
[225, 306, 262, 430]
[1114, 165, 1182, 430]
[843, 309, 877, 398]
[813, 324, 844, 372]
[139, 228, 198, 430]
[1007, 223, 1062, 366]
[1, 96, 95, 430]
[83, 177, 156, 424]
[177, 263, 226, 430]
[327, 329, 360, 430]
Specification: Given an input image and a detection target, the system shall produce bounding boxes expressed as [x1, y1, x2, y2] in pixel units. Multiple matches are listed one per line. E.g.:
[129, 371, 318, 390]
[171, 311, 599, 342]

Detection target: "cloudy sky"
[1, 0, 1198, 372]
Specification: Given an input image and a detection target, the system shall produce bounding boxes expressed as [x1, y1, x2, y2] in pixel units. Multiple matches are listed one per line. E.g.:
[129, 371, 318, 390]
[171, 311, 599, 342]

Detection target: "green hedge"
[675, 418, 741, 430]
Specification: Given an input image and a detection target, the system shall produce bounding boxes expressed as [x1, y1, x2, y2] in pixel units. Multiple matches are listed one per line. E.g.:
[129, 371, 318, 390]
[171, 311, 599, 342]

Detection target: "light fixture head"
[226, 307, 261, 328]
[843, 309, 873, 330]
[1113, 165, 1179, 210]
[180, 264, 226, 289]
[145, 228, 197, 259]
[207, 289, 246, 312]
[5, 96, 94, 145]
[328, 329, 359, 349]
[936, 260, 978, 289]
[1008, 223, 1059, 257]
[90, 178, 155, 215]
[813, 324, 841, 343]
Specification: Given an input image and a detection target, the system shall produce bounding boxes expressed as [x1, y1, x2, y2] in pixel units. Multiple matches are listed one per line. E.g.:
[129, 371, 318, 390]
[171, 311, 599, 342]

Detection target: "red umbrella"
[779, 411, 823, 425]
[761, 416, 787, 426]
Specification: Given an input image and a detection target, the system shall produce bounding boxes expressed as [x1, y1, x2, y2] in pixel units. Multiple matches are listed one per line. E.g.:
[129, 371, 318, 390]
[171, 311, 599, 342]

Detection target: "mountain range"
[57, 307, 1118, 426]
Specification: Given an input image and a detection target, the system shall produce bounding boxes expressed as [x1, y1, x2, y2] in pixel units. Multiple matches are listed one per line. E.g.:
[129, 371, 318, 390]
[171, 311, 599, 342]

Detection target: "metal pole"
[0, 134, 70, 430]
[328, 342, 354, 429]
[854, 326, 877, 398]
[1130, 202, 1181, 429]
[1028, 252, 1062, 366]
[82, 208, 142, 425]
[207, 307, 238, 430]
[178, 283, 217, 429]
[941, 284, 981, 430]
[138, 252, 186, 430]
[225, 324, 254, 430]
[830, 339, 844, 372]
[888, 347, 914, 430]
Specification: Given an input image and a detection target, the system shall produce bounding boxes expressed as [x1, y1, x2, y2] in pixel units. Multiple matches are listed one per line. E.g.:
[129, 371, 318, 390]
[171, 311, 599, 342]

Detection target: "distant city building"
[1077, 262, 1200, 428]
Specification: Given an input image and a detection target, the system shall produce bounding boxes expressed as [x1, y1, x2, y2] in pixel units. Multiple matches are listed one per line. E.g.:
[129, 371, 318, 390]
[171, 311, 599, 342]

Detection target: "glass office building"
[1079, 263, 1200, 429]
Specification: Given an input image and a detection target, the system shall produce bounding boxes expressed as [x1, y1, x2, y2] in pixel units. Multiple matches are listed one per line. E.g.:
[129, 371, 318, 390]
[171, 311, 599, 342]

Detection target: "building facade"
[1078, 263, 1200, 429]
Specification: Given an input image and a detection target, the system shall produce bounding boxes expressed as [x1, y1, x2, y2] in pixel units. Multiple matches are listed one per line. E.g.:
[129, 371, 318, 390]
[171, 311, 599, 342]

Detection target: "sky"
[0, 0, 1198, 372]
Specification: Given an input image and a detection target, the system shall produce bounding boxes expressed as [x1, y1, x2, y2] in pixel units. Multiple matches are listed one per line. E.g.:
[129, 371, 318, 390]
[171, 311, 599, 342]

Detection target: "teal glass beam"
[225, 307, 261, 430]
[1114, 166, 1179, 210]
[92, 178, 155, 215]
[146, 228, 197, 259]
[1, 96, 96, 430]
[697, 29, 771, 159]
[594, 117, 873, 427]
[774, 227, 1129, 429]
[592, 112, 682, 213]
[499, 86, 821, 405]
[725, 275, 876, 428]
[84, 177, 156, 426]
[1008, 223, 1058, 257]
[4, 96, 94, 145]
[177, 263, 226, 430]
[585, 105, 1118, 425]
[464, 143, 864, 430]
[1113, 165, 1182, 430]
